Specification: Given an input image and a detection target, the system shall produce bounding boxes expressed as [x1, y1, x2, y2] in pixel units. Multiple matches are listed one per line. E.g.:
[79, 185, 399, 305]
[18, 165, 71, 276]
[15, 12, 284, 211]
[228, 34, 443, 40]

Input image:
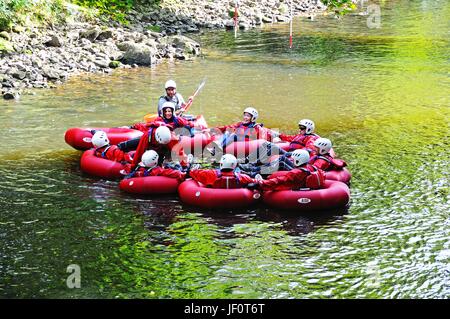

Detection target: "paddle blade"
[144, 113, 158, 123]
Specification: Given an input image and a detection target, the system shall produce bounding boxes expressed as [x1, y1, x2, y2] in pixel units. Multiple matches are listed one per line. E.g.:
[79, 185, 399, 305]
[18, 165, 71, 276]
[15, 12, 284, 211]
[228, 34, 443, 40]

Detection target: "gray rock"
[45, 34, 63, 47]
[3, 90, 20, 100]
[12, 70, 27, 80]
[42, 66, 61, 80]
[93, 59, 110, 68]
[120, 42, 156, 66]
[97, 29, 114, 41]
[0, 31, 11, 41]
[80, 27, 101, 42]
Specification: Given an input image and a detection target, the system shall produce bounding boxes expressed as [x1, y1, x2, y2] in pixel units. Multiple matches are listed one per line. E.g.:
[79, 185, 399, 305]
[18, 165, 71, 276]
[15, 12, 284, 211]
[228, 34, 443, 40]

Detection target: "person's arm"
[189, 169, 215, 186]
[238, 173, 257, 186]
[258, 171, 301, 191]
[153, 167, 186, 181]
[279, 133, 295, 142]
[216, 122, 240, 133]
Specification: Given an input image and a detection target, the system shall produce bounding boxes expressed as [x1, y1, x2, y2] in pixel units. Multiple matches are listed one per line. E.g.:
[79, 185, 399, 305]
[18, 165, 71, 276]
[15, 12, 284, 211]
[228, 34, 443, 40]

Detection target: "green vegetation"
[145, 24, 161, 32]
[0, 38, 15, 53]
[321, 0, 357, 15]
[0, 0, 68, 31]
[72, 0, 133, 24]
[0, 0, 161, 30]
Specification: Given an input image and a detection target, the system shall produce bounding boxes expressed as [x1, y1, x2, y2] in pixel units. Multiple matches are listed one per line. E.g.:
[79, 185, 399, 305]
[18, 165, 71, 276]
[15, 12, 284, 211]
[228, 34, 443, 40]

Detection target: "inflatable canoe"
[178, 179, 259, 209]
[268, 167, 351, 184]
[119, 176, 180, 194]
[65, 127, 143, 151]
[80, 149, 127, 179]
[325, 168, 351, 184]
[262, 180, 350, 211]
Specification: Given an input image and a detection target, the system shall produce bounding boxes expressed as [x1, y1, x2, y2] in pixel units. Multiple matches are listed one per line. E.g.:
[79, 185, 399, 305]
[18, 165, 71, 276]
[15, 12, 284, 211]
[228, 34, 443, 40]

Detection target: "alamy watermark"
[359, 0, 382, 29]
[66, 264, 81, 289]
[365, 259, 381, 288]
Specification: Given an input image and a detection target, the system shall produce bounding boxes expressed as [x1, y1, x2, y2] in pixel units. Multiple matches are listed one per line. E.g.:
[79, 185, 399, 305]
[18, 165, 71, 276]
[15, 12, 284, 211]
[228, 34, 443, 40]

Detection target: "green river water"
[0, 0, 449, 298]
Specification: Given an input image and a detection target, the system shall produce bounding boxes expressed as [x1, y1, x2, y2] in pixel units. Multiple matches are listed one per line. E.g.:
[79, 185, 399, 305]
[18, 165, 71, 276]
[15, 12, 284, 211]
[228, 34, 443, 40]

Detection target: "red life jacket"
[311, 154, 347, 170]
[211, 170, 241, 189]
[298, 166, 325, 189]
[234, 122, 262, 141]
[94, 145, 112, 159]
[289, 133, 319, 151]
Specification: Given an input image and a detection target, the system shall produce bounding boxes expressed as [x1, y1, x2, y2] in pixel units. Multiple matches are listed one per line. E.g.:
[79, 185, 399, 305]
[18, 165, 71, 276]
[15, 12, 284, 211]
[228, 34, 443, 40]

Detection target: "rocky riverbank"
[0, 0, 327, 100]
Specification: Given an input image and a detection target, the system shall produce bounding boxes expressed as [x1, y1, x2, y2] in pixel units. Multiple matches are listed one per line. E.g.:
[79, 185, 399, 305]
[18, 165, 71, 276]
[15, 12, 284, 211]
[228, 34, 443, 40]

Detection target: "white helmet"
[92, 130, 109, 148]
[243, 107, 258, 122]
[314, 138, 332, 155]
[219, 154, 238, 170]
[161, 101, 176, 113]
[141, 150, 159, 168]
[165, 80, 177, 89]
[154, 126, 172, 144]
[291, 149, 310, 167]
[298, 119, 315, 134]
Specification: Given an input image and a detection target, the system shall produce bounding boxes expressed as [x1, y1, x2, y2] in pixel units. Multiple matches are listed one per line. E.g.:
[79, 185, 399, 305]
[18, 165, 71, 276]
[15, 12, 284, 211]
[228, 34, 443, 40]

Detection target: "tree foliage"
[321, 0, 357, 15]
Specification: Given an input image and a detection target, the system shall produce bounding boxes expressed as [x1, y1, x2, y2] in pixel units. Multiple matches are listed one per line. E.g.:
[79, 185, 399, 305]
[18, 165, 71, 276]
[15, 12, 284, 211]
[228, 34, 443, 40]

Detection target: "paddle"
[143, 77, 207, 122]
[178, 77, 207, 116]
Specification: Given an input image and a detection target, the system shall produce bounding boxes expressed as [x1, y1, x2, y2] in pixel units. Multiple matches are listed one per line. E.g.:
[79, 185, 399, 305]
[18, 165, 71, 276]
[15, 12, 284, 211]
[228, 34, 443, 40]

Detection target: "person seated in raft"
[238, 118, 321, 169]
[247, 149, 325, 191]
[189, 154, 258, 189]
[157, 80, 193, 117]
[124, 150, 192, 181]
[118, 125, 189, 171]
[130, 101, 194, 133]
[279, 118, 320, 152]
[91, 130, 133, 163]
[239, 136, 340, 177]
[204, 107, 279, 154]
[309, 138, 347, 171]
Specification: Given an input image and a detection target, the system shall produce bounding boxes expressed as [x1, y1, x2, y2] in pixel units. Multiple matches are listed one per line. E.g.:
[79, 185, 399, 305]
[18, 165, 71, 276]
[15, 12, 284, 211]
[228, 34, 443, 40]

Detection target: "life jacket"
[94, 145, 112, 159]
[212, 169, 241, 189]
[125, 165, 156, 179]
[311, 154, 347, 170]
[298, 166, 325, 190]
[234, 122, 262, 141]
[289, 133, 319, 149]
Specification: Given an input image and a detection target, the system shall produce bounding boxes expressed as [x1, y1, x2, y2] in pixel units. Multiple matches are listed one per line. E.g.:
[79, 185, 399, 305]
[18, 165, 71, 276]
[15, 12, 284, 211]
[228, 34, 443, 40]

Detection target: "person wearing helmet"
[309, 138, 347, 171]
[155, 101, 194, 132]
[206, 106, 277, 155]
[252, 149, 325, 191]
[157, 80, 193, 117]
[189, 154, 257, 189]
[124, 150, 187, 181]
[119, 124, 189, 171]
[91, 130, 133, 163]
[279, 119, 320, 152]
[128, 101, 193, 133]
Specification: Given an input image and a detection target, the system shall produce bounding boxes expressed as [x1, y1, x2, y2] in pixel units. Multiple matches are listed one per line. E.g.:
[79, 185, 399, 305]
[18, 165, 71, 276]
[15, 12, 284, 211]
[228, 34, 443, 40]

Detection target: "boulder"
[119, 42, 156, 66]
[45, 34, 63, 47]
[80, 27, 101, 42]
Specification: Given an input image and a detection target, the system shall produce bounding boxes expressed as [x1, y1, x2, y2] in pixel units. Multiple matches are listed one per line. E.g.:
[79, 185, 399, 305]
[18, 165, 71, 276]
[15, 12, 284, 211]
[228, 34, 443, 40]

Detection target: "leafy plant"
[322, 0, 357, 16]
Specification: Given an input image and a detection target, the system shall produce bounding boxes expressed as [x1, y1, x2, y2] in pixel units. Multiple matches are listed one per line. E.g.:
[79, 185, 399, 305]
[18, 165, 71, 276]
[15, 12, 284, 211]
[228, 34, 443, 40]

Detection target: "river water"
[0, 0, 449, 298]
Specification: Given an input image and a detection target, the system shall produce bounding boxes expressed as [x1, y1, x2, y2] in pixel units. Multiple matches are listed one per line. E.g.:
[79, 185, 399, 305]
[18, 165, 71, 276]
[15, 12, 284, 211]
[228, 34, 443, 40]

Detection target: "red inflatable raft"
[268, 168, 351, 184]
[80, 149, 126, 179]
[178, 179, 259, 209]
[119, 176, 180, 194]
[325, 168, 351, 184]
[65, 127, 143, 150]
[262, 180, 350, 211]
